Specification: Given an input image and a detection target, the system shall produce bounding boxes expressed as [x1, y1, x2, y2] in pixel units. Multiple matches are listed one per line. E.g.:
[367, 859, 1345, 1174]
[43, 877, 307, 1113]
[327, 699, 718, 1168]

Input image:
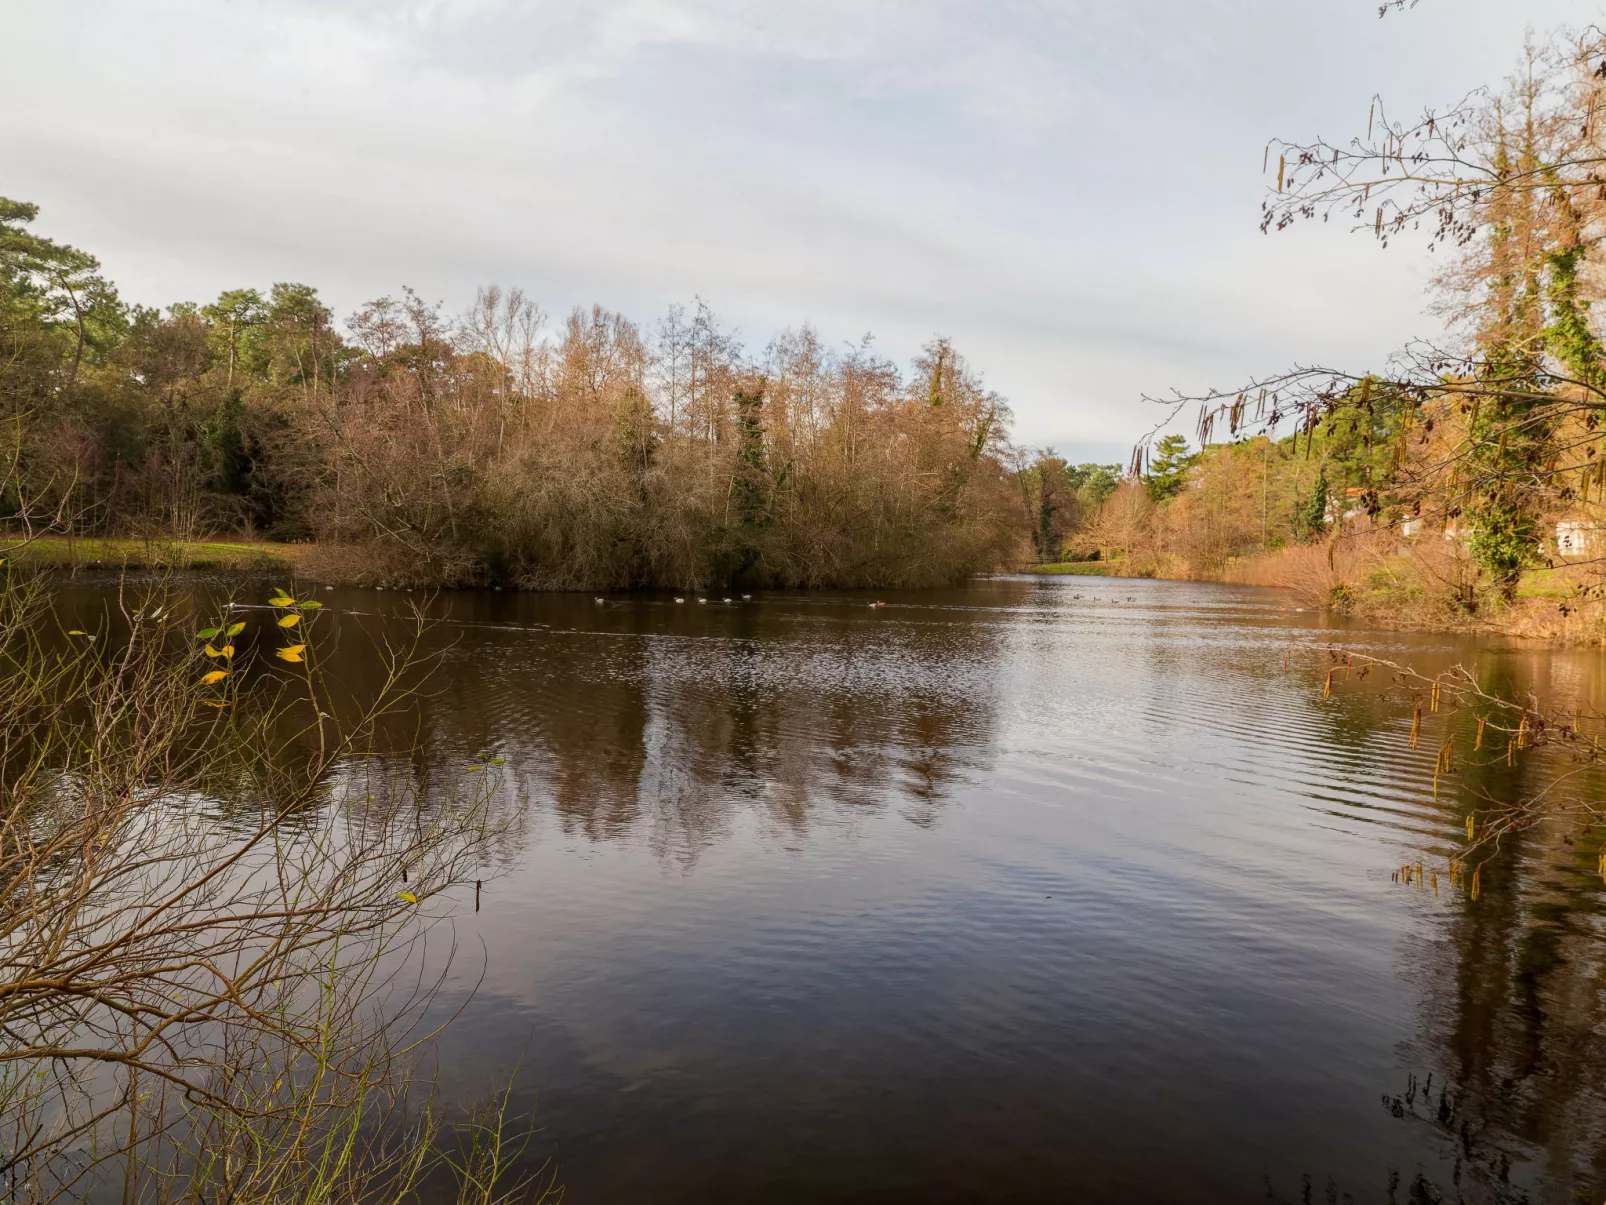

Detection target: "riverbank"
[1024, 562, 1116, 576]
[21, 539, 1600, 645]
[3, 536, 301, 572]
[1031, 543, 1606, 646]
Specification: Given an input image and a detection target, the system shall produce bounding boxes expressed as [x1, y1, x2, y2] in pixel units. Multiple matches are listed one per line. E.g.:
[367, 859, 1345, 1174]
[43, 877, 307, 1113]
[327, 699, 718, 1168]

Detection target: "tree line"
[0, 198, 1027, 590]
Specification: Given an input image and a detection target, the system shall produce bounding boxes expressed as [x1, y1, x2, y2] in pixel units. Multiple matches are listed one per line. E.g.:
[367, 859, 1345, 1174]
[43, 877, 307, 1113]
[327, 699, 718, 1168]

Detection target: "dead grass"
[1213, 528, 1606, 644]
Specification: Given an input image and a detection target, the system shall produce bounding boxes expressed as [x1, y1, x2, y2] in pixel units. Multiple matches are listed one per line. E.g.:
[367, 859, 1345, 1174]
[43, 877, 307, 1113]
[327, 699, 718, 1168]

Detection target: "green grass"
[1026, 562, 1117, 576]
[1514, 567, 1575, 601]
[3, 536, 301, 571]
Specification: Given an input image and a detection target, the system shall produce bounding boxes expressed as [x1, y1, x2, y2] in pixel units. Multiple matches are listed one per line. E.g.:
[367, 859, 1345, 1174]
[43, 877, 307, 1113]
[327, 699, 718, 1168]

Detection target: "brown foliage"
[304, 297, 1023, 590]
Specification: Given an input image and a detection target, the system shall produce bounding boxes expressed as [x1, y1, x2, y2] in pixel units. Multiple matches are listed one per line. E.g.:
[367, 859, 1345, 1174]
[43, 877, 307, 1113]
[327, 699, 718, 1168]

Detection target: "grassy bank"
[3, 536, 302, 571]
[1026, 562, 1117, 576]
[1030, 541, 1606, 644]
[1214, 539, 1606, 645]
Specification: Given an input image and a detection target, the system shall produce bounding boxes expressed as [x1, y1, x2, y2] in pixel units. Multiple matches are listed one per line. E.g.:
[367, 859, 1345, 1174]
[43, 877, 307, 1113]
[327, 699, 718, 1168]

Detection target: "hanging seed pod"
[1471, 869, 1480, 901]
[1466, 815, 1475, 842]
[1277, 154, 1286, 192]
[1410, 706, 1422, 748]
[1518, 713, 1528, 748]
[1496, 429, 1508, 460]
[1508, 736, 1517, 767]
[1475, 716, 1486, 750]
[1324, 668, 1335, 699]
[1431, 681, 1441, 713]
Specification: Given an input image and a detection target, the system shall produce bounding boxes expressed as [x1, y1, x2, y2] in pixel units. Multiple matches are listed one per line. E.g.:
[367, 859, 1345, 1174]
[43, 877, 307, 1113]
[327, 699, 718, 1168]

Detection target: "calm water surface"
[74, 574, 1606, 1202]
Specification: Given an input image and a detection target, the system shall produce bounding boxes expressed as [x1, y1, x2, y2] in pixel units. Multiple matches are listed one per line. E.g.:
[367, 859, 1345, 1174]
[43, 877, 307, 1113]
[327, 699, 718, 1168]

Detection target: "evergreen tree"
[1145, 434, 1197, 501]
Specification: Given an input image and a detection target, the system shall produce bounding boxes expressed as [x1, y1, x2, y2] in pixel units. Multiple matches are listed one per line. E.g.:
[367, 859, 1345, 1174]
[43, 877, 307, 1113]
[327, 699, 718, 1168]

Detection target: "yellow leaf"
[275, 645, 306, 663]
[201, 700, 230, 709]
[277, 613, 302, 628]
[204, 643, 235, 658]
[396, 891, 418, 905]
[200, 670, 229, 685]
[67, 629, 87, 636]
[270, 596, 295, 608]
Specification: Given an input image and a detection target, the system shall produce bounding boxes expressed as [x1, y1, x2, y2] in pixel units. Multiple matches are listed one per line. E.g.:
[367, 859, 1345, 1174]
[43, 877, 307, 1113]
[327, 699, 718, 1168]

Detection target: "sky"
[0, 0, 1585, 461]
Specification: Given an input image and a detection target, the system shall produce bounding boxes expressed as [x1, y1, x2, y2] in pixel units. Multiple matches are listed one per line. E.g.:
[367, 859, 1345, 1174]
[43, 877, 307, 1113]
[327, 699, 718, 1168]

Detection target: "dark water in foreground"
[69, 574, 1606, 1202]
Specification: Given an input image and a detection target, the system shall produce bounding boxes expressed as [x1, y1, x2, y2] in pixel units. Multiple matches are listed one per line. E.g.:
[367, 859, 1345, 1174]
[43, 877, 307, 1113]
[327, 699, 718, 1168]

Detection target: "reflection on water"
[53, 574, 1606, 1202]
[301, 589, 1005, 860]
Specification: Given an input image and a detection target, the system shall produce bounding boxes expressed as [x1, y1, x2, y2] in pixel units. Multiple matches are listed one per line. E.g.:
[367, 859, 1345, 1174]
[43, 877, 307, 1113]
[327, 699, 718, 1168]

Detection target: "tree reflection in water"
[1276, 645, 1606, 1203]
[277, 587, 1001, 867]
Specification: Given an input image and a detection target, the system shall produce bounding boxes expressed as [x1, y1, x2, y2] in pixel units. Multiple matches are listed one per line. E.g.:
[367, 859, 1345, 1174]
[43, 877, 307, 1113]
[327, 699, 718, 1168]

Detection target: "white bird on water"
[674, 597, 686, 604]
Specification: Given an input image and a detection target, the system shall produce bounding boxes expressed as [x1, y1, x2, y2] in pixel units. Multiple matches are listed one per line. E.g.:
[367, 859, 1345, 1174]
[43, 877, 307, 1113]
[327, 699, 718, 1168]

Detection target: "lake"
[58, 573, 1606, 1203]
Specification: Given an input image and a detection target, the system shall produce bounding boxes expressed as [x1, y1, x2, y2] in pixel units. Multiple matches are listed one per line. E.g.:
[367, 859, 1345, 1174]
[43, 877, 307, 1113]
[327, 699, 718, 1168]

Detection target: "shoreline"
[19, 540, 1602, 648]
[4, 536, 301, 572]
[1026, 558, 1606, 648]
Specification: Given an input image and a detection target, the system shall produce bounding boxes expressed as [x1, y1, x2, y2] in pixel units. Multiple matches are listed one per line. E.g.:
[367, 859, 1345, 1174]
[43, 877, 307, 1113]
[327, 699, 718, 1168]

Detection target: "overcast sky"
[0, 0, 1584, 460]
